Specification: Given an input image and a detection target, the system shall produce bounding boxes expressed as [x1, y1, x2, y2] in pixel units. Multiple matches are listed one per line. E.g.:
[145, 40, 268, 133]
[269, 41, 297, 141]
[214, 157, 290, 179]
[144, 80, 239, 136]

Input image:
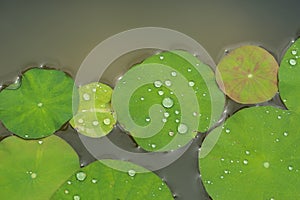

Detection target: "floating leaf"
[70, 82, 116, 137]
[216, 45, 278, 104]
[51, 159, 173, 200]
[112, 50, 224, 151]
[0, 68, 76, 139]
[0, 135, 79, 200]
[199, 106, 300, 199]
[279, 38, 300, 112]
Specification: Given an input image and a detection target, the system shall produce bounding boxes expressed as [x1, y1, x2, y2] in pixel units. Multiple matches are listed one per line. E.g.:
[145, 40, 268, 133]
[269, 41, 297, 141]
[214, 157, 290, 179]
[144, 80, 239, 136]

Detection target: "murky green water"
[0, 1, 299, 199]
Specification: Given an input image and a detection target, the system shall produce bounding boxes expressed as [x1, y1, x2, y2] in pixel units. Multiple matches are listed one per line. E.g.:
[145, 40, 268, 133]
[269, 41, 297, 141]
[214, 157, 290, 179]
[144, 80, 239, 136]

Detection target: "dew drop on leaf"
[128, 169, 136, 177]
[73, 195, 80, 200]
[76, 172, 87, 181]
[162, 97, 174, 108]
[154, 80, 163, 88]
[289, 58, 297, 66]
[177, 124, 188, 134]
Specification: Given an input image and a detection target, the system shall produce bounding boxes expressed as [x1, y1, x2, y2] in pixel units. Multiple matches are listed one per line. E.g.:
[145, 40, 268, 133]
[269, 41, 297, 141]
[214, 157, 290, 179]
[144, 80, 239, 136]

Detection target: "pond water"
[0, 1, 299, 199]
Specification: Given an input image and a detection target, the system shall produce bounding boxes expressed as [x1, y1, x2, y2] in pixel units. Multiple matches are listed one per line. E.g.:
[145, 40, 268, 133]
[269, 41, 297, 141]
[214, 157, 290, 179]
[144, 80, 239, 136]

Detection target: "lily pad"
[70, 82, 116, 137]
[112, 50, 224, 151]
[0, 135, 79, 200]
[199, 106, 300, 199]
[279, 38, 300, 112]
[51, 159, 173, 200]
[0, 68, 75, 139]
[216, 45, 278, 104]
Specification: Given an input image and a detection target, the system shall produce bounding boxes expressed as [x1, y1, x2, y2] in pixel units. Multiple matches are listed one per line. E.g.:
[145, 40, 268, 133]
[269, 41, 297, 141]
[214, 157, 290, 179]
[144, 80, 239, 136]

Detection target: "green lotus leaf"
[279, 38, 300, 112]
[70, 82, 116, 137]
[0, 135, 79, 200]
[0, 68, 76, 139]
[51, 159, 173, 200]
[112, 50, 224, 151]
[216, 45, 278, 104]
[199, 106, 300, 199]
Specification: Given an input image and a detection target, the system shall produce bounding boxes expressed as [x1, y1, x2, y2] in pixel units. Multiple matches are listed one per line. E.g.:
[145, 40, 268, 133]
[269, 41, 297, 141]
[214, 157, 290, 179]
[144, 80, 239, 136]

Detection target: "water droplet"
[76, 171, 87, 181]
[263, 162, 270, 168]
[225, 128, 230, 133]
[289, 58, 297, 66]
[202, 93, 207, 97]
[164, 112, 170, 118]
[270, 197, 275, 200]
[169, 131, 174, 137]
[206, 180, 212, 184]
[24, 134, 29, 138]
[230, 160, 234, 163]
[67, 180, 72, 185]
[220, 175, 224, 179]
[245, 150, 250, 155]
[292, 50, 297, 55]
[162, 118, 167, 123]
[31, 172, 37, 179]
[140, 97, 145, 101]
[83, 93, 90, 101]
[224, 170, 230, 174]
[38, 140, 43, 145]
[78, 118, 84, 124]
[243, 159, 249, 165]
[187, 68, 192, 72]
[128, 169, 136, 177]
[103, 118, 111, 125]
[37, 102, 43, 107]
[175, 110, 180, 115]
[146, 117, 151, 122]
[247, 74, 253, 78]
[165, 80, 172, 87]
[171, 71, 177, 77]
[275, 138, 280, 143]
[220, 158, 225, 162]
[64, 189, 69, 194]
[91, 179, 98, 183]
[148, 88, 152, 92]
[151, 144, 156, 148]
[288, 165, 293, 171]
[162, 97, 174, 108]
[188, 81, 195, 87]
[159, 56, 164, 60]
[73, 195, 80, 200]
[175, 119, 180, 123]
[92, 120, 99, 126]
[283, 132, 289, 137]
[193, 112, 198, 117]
[277, 115, 282, 119]
[158, 90, 164, 96]
[154, 80, 163, 88]
[177, 124, 188, 134]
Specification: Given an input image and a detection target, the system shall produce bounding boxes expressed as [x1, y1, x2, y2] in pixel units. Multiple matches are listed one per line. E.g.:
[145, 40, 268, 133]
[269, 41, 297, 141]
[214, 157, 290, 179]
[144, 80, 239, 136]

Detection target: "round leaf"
[112, 50, 224, 151]
[0, 68, 76, 139]
[216, 45, 278, 104]
[279, 38, 300, 112]
[51, 159, 173, 200]
[199, 106, 300, 199]
[70, 82, 116, 138]
[0, 135, 79, 200]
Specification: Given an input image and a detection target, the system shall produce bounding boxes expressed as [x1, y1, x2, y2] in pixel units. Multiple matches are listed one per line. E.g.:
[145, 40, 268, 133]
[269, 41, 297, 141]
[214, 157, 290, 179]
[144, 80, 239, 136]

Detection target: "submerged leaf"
[0, 135, 79, 200]
[112, 50, 224, 151]
[199, 106, 300, 199]
[279, 38, 300, 112]
[51, 159, 173, 200]
[70, 82, 116, 137]
[216, 45, 278, 104]
[0, 68, 76, 139]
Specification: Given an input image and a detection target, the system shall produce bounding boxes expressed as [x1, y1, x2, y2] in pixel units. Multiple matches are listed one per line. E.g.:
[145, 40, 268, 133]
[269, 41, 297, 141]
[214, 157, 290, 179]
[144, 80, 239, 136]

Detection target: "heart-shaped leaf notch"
[0, 68, 76, 139]
[216, 45, 278, 104]
[51, 159, 173, 200]
[0, 135, 79, 200]
[112, 50, 225, 151]
[199, 106, 300, 199]
[70, 82, 116, 138]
